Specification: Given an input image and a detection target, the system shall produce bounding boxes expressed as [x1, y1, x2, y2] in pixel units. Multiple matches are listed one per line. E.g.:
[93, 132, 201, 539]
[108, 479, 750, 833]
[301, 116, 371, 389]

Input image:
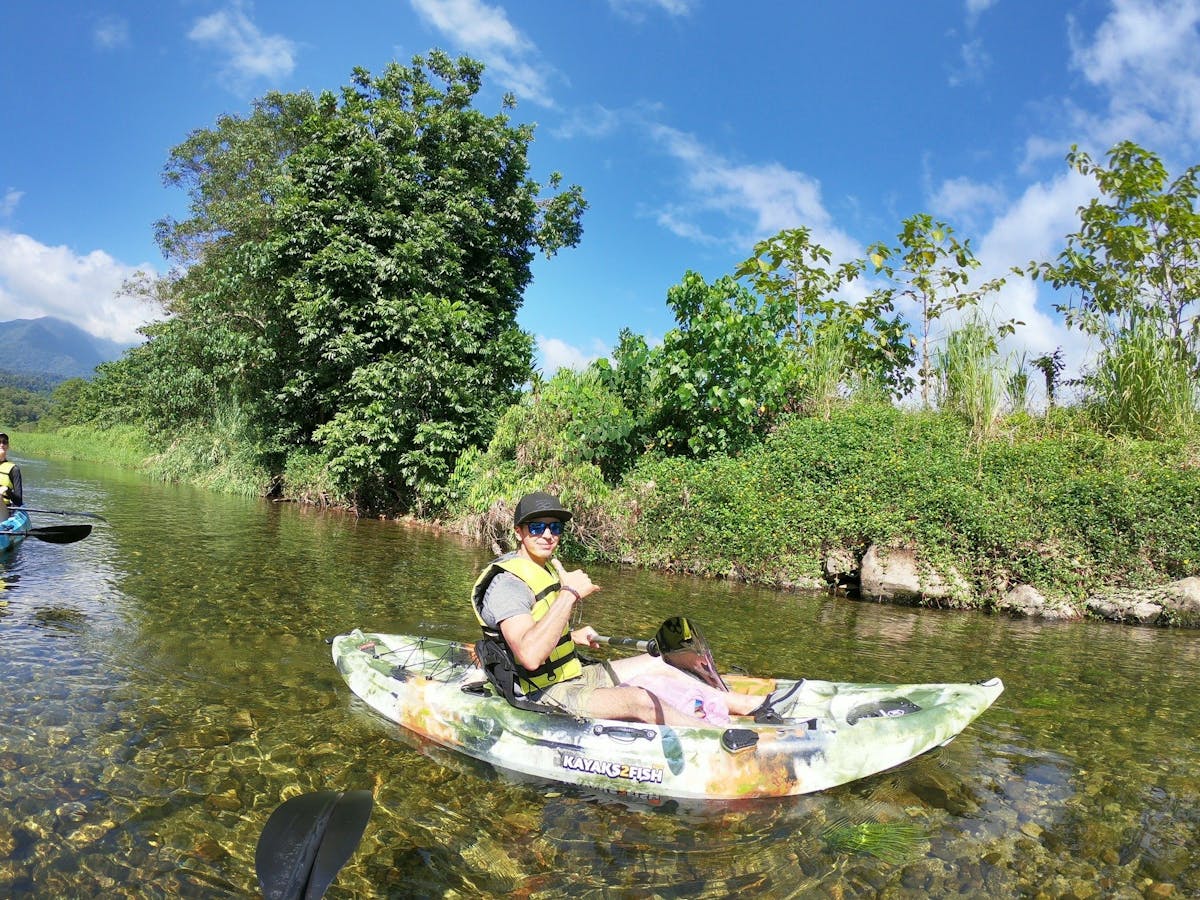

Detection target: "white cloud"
[188, 3, 297, 88]
[536, 335, 605, 373]
[551, 104, 624, 140]
[609, 0, 697, 21]
[93, 16, 130, 50]
[1, 190, 22, 219]
[1069, 0, 1200, 148]
[949, 38, 991, 86]
[968, 169, 1101, 383]
[0, 232, 161, 344]
[928, 176, 1007, 230]
[977, 170, 1095, 278]
[410, 0, 555, 106]
[647, 124, 862, 262]
[965, 0, 998, 26]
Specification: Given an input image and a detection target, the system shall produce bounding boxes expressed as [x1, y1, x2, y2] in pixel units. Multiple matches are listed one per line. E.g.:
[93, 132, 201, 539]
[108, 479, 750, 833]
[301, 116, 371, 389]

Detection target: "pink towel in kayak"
[624, 673, 732, 725]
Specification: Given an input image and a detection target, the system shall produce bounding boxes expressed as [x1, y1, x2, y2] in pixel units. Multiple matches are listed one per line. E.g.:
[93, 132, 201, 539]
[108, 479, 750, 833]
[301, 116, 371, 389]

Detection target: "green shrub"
[446, 368, 630, 557]
[614, 404, 1200, 602]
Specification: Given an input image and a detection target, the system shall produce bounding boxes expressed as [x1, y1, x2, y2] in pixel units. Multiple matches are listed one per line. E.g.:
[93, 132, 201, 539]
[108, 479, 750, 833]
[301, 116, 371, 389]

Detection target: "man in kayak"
[471, 491, 772, 726]
[0, 434, 22, 512]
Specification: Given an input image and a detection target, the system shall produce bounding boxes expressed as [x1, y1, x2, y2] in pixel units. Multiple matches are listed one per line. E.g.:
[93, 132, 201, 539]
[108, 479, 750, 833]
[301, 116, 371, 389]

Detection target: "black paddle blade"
[654, 617, 729, 692]
[28, 524, 92, 544]
[304, 790, 373, 900]
[256, 790, 373, 900]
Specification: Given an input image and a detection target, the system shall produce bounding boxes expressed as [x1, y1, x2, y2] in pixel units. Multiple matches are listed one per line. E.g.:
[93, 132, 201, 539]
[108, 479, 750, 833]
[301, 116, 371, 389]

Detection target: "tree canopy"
[78, 52, 585, 511]
[1033, 141, 1200, 371]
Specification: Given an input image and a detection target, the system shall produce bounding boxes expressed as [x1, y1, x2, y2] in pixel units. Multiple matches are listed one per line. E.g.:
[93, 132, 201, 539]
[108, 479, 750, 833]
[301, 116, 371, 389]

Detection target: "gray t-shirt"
[479, 566, 537, 628]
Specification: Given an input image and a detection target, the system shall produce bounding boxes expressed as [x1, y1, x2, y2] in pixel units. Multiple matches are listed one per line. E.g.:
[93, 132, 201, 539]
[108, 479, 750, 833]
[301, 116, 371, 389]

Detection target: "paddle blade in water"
[304, 790, 373, 899]
[29, 525, 92, 544]
[256, 790, 372, 900]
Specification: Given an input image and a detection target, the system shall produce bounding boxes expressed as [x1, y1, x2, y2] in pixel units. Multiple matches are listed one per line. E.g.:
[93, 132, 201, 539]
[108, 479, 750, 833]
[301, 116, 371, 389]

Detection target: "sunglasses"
[525, 521, 565, 537]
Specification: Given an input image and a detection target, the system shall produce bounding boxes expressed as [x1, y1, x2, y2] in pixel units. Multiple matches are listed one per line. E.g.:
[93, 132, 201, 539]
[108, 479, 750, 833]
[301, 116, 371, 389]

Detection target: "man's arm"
[500, 593, 577, 671]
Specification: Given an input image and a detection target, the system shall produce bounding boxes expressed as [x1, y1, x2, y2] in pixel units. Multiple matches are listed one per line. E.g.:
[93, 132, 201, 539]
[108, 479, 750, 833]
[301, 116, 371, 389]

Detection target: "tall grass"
[1087, 321, 1199, 439]
[141, 399, 272, 497]
[936, 318, 1004, 439]
[793, 323, 850, 419]
[1006, 352, 1029, 414]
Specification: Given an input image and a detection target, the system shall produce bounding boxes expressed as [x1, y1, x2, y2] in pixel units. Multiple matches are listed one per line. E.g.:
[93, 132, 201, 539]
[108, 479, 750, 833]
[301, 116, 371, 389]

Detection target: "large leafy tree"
[1031, 141, 1200, 371]
[121, 52, 585, 510]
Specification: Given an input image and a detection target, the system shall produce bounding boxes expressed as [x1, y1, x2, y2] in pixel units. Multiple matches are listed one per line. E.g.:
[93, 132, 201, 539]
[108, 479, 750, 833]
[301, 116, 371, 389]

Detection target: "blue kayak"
[0, 509, 30, 552]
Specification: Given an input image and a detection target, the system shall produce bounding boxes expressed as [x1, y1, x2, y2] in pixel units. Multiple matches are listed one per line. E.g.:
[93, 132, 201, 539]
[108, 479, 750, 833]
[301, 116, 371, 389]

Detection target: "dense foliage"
[0, 371, 54, 427]
[622, 405, 1200, 602]
[61, 53, 584, 511]
[34, 109, 1200, 610]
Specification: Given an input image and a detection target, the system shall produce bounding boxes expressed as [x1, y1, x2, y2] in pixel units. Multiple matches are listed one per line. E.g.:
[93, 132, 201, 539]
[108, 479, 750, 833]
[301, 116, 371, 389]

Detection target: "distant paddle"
[27, 524, 92, 544]
[17, 507, 108, 522]
[256, 790, 373, 900]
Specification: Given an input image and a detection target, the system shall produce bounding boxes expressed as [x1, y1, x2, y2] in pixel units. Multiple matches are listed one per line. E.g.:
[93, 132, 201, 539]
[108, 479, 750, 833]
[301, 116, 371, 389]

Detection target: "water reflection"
[0, 454, 1197, 896]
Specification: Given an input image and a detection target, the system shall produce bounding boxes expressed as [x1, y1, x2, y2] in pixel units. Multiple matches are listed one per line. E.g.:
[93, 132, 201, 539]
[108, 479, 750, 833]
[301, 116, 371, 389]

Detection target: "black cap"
[514, 491, 573, 526]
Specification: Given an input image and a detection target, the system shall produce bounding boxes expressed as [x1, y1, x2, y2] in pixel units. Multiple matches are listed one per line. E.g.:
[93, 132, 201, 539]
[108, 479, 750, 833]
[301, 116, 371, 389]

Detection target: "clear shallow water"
[0, 455, 1197, 897]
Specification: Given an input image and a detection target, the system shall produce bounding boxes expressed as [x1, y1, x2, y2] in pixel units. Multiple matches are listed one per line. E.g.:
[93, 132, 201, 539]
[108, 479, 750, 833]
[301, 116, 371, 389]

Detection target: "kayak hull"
[0, 509, 30, 553]
[332, 631, 1003, 801]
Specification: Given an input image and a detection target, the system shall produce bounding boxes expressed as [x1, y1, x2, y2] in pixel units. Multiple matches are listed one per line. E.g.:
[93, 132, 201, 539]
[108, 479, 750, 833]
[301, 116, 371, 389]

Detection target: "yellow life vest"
[471, 554, 582, 693]
[0, 462, 14, 507]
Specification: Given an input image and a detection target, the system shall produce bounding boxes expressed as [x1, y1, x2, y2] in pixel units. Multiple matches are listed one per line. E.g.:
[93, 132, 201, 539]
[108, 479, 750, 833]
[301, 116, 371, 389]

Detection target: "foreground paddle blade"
[655, 617, 729, 692]
[304, 790, 374, 900]
[256, 790, 373, 900]
[29, 524, 92, 544]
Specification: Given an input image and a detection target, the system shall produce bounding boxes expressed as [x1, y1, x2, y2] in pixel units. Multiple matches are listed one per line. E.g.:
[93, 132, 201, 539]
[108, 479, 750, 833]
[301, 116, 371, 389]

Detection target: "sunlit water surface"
[0, 455, 1196, 897]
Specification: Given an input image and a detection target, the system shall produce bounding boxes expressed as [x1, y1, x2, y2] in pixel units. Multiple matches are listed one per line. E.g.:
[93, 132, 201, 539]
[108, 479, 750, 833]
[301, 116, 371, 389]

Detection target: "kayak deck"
[332, 630, 1003, 801]
[0, 509, 30, 552]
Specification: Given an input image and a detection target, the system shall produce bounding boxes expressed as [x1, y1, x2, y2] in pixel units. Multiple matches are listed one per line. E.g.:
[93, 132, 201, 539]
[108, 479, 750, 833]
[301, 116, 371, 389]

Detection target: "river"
[0, 454, 1196, 897]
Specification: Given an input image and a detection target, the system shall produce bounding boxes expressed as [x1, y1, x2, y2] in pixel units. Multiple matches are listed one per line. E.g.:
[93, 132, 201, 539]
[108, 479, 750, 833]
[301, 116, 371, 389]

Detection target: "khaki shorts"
[529, 662, 619, 716]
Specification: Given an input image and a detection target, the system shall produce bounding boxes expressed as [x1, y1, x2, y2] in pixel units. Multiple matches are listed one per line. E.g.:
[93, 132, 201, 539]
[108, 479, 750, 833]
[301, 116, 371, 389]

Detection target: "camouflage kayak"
[331, 630, 1003, 801]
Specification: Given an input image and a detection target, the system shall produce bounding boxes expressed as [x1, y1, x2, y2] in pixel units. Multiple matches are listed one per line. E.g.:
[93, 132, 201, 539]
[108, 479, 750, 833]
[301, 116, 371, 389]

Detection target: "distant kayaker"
[471, 491, 772, 726]
[0, 433, 22, 511]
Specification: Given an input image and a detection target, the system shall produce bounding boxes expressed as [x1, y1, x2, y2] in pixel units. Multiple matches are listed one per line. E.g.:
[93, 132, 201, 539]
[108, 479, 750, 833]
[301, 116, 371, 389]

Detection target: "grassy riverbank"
[17, 407, 1200, 615]
[15, 426, 154, 468]
[611, 406, 1200, 606]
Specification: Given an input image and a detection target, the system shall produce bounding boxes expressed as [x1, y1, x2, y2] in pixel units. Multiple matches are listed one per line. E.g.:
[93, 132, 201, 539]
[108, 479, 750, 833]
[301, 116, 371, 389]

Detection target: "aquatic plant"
[821, 816, 928, 865]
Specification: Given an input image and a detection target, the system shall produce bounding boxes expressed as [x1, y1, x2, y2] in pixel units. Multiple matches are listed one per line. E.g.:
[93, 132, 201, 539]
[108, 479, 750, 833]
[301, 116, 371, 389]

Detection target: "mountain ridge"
[0, 316, 135, 383]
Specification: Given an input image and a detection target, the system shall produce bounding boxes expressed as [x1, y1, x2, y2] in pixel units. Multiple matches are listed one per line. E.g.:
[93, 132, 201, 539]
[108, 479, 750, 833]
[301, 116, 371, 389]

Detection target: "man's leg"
[608, 654, 764, 716]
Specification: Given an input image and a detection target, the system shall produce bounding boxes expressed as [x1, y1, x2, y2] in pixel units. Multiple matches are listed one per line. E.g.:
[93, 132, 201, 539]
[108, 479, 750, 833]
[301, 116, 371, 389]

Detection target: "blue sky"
[3, 1, 1200, 393]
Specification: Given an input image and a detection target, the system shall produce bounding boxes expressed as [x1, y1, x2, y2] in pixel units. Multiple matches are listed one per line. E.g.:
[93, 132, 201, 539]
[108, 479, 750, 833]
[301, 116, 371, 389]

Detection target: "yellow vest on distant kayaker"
[471, 554, 582, 693]
[0, 462, 15, 508]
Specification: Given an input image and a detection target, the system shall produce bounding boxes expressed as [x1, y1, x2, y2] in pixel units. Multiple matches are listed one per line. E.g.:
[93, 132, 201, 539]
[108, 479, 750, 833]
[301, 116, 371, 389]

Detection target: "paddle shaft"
[595, 634, 654, 653]
[17, 507, 108, 522]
